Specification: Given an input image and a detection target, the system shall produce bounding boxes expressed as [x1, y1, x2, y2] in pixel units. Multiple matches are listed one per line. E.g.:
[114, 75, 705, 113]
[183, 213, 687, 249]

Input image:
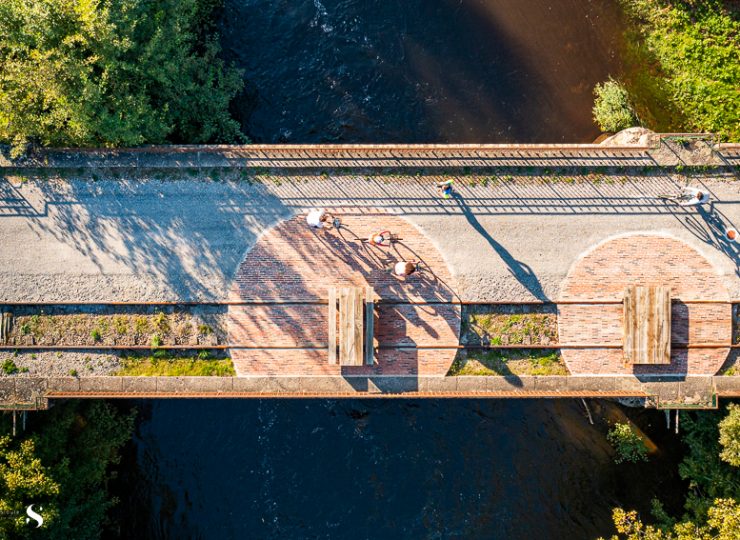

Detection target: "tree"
[619, 0, 740, 141]
[607, 422, 648, 464]
[592, 79, 638, 133]
[0, 437, 60, 535]
[600, 498, 740, 540]
[0, 0, 244, 155]
[0, 401, 135, 539]
[719, 403, 740, 467]
[678, 408, 740, 519]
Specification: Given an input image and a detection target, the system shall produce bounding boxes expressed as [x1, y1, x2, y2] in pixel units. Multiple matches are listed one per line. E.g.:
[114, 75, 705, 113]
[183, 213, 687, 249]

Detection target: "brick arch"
[227, 213, 461, 377]
[558, 233, 730, 375]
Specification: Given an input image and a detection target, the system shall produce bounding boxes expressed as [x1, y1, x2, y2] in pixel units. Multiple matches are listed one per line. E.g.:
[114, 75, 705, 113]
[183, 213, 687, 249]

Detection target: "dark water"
[111, 399, 684, 539]
[219, 0, 627, 143]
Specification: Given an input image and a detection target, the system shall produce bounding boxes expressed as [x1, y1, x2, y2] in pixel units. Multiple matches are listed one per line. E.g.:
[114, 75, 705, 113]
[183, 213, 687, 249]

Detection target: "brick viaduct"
[2, 136, 740, 408]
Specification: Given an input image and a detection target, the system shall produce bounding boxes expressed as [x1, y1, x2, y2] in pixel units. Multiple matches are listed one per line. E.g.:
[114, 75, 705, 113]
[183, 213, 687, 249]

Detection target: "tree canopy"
[0, 401, 134, 539]
[0, 0, 244, 154]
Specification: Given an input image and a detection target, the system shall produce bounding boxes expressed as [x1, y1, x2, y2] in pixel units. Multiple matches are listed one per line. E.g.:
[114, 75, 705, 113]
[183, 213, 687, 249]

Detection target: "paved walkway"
[2, 171, 739, 304]
[228, 214, 460, 377]
[559, 233, 731, 375]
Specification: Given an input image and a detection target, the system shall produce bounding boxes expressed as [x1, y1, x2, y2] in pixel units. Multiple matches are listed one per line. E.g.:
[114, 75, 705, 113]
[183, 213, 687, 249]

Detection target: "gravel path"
[1, 170, 739, 302]
[0, 351, 119, 377]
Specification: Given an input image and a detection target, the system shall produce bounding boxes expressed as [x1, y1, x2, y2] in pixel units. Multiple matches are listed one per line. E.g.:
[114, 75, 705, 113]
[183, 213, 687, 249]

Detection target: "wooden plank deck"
[327, 287, 337, 364]
[623, 285, 671, 365]
[365, 286, 375, 365]
[339, 287, 364, 366]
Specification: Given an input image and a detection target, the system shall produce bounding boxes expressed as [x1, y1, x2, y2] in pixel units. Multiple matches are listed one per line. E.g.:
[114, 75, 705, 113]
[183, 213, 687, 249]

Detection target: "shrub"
[719, 403, 740, 467]
[1, 359, 19, 375]
[150, 334, 163, 348]
[593, 79, 638, 132]
[620, 0, 740, 141]
[90, 328, 102, 342]
[607, 422, 648, 464]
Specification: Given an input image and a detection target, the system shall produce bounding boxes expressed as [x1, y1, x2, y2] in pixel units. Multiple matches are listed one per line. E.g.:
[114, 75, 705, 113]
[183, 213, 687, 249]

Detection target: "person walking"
[437, 179, 454, 199]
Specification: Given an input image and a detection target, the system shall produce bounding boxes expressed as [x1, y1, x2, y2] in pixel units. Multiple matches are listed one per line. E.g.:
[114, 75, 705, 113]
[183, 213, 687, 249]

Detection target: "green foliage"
[116, 355, 235, 376]
[593, 79, 638, 133]
[150, 334, 162, 348]
[1, 359, 19, 375]
[89, 328, 101, 342]
[600, 498, 740, 539]
[719, 404, 740, 467]
[0, 401, 134, 539]
[0, 0, 245, 155]
[678, 408, 740, 519]
[607, 422, 648, 464]
[448, 349, 567, 376]
[620, 0, 740, 141]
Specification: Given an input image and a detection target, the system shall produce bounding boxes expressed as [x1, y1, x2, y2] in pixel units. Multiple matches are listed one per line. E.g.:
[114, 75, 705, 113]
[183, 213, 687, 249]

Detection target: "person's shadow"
[453, 192, 548, 300]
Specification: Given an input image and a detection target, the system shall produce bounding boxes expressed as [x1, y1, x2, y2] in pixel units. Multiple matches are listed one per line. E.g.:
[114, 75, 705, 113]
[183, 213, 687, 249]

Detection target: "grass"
[448, 349, 568, 376]
[116, 354, 235, 376]
[463, 312, 557, 346]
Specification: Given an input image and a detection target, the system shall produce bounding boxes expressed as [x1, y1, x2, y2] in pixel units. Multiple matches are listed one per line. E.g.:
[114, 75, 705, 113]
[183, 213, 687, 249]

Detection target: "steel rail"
[0, 343, 736, 351]
[0, 299, 735, 307]
[43, 390, 650, 399]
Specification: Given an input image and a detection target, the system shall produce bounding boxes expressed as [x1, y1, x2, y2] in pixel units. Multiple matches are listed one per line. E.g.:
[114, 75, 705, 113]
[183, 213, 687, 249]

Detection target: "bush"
[593, 79, 638, 133]
[0, 0, 245, 155]
[1, 359, 19, 375]
[719, 403, 740, 467]
[607, 422, 648, 464]
[620, 0, 740, 141]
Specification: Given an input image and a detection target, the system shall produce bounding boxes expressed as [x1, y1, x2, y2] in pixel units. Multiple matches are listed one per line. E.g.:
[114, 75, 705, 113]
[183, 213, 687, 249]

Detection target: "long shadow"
[667, 200, 740, 276]
[452, 192, 547, 300]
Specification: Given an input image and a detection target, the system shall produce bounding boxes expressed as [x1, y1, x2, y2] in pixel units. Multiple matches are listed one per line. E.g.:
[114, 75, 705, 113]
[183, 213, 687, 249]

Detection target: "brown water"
[219, 0, 627, 143]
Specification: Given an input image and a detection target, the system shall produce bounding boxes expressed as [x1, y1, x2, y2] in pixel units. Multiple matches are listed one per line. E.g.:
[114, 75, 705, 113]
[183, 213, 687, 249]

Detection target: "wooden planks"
[338, 287, 364, 366]
[327, 288, 337, 364]
[623, 285, 671, 365]
[364, 286, 375, 365]
[328, 286, 374, 366]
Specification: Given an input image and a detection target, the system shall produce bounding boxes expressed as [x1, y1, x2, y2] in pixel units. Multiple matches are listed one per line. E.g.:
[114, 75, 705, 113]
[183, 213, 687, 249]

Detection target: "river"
[109, 399, 684, 539]
[218, 0, 626, 143]
[108, 2, 684, 539]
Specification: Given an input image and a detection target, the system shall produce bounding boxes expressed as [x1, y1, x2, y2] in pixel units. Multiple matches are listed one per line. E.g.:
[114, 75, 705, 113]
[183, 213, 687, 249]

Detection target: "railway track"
[1, 299, 736, 353]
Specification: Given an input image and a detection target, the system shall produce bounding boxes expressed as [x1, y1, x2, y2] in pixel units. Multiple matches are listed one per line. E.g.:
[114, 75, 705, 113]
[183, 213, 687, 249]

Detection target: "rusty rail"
[0, 343, 736, 351]
[1, 299, 735, 306]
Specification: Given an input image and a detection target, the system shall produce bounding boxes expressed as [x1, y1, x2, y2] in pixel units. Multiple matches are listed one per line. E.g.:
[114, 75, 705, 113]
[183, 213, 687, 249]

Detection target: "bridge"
[1, 134, 739, 408]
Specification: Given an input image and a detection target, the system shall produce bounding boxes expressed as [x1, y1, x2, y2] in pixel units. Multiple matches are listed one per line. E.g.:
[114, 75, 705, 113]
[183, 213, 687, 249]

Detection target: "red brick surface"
[559, 234, 730, 375]
[228, 214, 460, 376]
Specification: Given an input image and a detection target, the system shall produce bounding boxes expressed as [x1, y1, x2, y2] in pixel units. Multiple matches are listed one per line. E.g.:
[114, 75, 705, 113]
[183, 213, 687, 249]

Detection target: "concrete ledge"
[0, 374, 730, 406]
[47, 377, 81, 393]
[120, 377, 158, 393]
[79, 377, 123, 393]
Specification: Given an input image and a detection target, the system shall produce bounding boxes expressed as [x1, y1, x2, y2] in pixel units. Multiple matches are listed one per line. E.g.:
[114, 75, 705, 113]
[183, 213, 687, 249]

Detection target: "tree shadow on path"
[452, 191, 548, 301]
